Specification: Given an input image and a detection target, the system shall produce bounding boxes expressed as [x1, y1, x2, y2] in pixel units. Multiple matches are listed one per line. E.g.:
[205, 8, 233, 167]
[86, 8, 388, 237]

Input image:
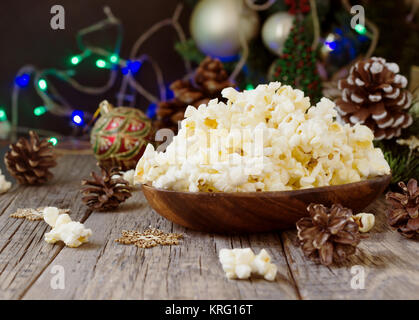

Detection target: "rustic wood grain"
[281, 197, 419, 300]
[23, 190, 298, 300]
[141, 174, 391, 233]
[0, 155, 95, 299]
[0, 155, 416, 299]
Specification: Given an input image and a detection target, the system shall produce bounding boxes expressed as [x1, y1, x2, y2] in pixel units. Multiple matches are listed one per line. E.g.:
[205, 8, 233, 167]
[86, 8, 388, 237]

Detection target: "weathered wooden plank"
[2, 154, 414, 300]
[0, 155, 96, 299]
[281, 197, 419, 299]
[23, 190, 299, 300]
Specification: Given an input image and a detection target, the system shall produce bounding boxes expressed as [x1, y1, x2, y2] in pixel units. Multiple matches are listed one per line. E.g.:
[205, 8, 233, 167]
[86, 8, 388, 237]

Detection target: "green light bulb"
[48, 137, 58, 146]
[355, 24, 367, 35]
[71, 55, 81, 65]
[110, 54, 119, 64]
[38, 79, 47, 91]
[246, 84, 255, 90]
[0, 108, 7, 121]
[96, 59, 107, 68]
[34, 106, 47, 116]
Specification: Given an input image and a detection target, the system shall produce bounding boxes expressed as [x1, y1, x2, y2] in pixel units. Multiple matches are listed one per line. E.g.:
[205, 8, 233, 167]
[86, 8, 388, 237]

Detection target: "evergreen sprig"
[375, 140, 419, 188]
[174, 39, 205, 65]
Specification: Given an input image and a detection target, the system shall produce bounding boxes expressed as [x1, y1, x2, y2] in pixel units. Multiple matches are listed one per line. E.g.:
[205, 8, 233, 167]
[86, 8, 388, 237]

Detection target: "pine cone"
[386, 178, 419, 238]
[154, 80, 208, 132]
[154, 57, 233, 133]
[81, 166, 132, 211]
[4, 131, 57, 185]
[296, 203, 361, 266]
[195, 56, 233, 96]
[335, 57, 413, 140]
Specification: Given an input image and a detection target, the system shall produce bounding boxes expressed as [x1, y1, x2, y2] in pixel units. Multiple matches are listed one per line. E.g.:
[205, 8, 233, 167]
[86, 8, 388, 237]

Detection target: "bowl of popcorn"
[135, 82, 391, 233]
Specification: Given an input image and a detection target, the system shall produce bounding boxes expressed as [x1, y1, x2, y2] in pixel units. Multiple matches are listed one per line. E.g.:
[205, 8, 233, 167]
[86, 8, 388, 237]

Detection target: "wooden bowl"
[141, 174, 391, 233]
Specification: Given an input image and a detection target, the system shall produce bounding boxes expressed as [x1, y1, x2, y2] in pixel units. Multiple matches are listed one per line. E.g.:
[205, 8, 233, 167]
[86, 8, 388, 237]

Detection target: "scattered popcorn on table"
[112, 169, 136, 187]
[219, 248, 278, 281]
[122, 169, 135, 186]
[352, 212, 375, 233]
[43, 207, 92, 248]
[0, 169, 11, 194]
[135, 82, 390, 192]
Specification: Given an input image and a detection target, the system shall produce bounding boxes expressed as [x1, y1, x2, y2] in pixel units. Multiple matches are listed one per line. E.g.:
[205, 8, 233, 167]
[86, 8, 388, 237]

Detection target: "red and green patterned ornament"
[90, 100, 153, 170]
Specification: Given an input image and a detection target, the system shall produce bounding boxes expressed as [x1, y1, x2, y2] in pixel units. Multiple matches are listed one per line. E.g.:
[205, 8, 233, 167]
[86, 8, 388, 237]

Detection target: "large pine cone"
[81, 166, 132, 211]
[154, 57, 233, 133]
[335, 57, 413, 140]
[4, 131, 57, 185]
[296, 203, 361, 266]
[386, 178, 419, 238]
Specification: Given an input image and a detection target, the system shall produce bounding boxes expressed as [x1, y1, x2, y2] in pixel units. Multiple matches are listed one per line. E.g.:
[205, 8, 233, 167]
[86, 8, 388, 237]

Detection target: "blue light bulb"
[71, 110, 84, 126]
[15, 74, 30, 88]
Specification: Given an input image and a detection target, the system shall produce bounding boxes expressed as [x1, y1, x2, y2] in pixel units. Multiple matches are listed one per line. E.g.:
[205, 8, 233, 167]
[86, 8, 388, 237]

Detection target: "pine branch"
[174, 39, 205, 65]
[375, 140, 419, 188]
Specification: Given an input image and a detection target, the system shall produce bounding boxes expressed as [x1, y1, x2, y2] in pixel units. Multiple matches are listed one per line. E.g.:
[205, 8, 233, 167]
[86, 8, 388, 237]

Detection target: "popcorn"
[43, 207, 92, 248]
[0, 169, 11, 194]
[235, 264, 252, 279]
[135, 82, 390, 192]
[252, 249, 272, 275]
[352, 212, 375, 233]
[122, 169, 135, 186]
[43, 206, 61, 227]
[112, 169, 135, 187]
[219, 248, 277, 281]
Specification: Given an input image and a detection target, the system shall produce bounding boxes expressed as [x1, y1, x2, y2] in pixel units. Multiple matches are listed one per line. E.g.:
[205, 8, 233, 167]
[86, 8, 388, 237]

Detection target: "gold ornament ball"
[190, 0, 260, 57]
[261, 11, 294, 56]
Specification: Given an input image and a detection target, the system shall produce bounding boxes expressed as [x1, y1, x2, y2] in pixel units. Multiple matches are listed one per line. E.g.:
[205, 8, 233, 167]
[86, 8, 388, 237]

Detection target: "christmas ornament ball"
[90, 100, 153, 170]
[190, 0, 260, 57]
[261, 11, 294, 56]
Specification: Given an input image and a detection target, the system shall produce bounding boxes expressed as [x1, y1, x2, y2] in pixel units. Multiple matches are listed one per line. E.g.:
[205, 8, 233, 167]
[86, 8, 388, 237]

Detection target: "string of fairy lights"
[3, 5, 190, 144]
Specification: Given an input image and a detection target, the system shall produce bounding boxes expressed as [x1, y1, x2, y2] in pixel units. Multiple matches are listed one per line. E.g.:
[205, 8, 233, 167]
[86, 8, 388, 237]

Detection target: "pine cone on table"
[154, 56, 234, 134]
[4, 131, 57, 185]
[296, 203, 361, 266]
[335, 57, 413, 140]
[81, 166, 132, 211]
[386, 178, 419, 238]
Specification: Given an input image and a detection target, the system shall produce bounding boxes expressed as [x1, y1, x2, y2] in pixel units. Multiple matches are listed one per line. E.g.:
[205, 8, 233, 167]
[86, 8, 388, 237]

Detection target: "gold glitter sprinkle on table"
[10, 207, 70, 221]
[115, 228, 183, 248]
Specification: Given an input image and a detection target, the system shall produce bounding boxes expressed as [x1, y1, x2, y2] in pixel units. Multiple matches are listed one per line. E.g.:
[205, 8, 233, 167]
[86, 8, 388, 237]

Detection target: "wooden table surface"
[0, 155, 418, 300]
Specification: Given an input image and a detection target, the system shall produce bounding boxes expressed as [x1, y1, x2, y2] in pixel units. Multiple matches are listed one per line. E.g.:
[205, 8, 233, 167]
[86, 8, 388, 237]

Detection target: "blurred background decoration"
[0, 0, 417, 182]
[190, 0, 260, 57]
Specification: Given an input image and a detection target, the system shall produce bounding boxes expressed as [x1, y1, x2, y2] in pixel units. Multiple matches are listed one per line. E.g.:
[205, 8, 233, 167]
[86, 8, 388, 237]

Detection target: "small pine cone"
[171, 79, 205, 105]
[386, 178, 419, 238]
[154, 80, 205, 133]
[81, 166, 132, 211]
[335, 57, 413, 140]
[296, 203, 361, 266]
[4, 131, 57, 185]
[154, 57, 232, 134]
[194, 56, 233, 96]
[155, 99, 182, 123]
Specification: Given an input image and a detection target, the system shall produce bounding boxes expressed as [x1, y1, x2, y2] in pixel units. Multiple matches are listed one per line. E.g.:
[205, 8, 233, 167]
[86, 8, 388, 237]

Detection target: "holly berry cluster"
[285, 0, 310, 15]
